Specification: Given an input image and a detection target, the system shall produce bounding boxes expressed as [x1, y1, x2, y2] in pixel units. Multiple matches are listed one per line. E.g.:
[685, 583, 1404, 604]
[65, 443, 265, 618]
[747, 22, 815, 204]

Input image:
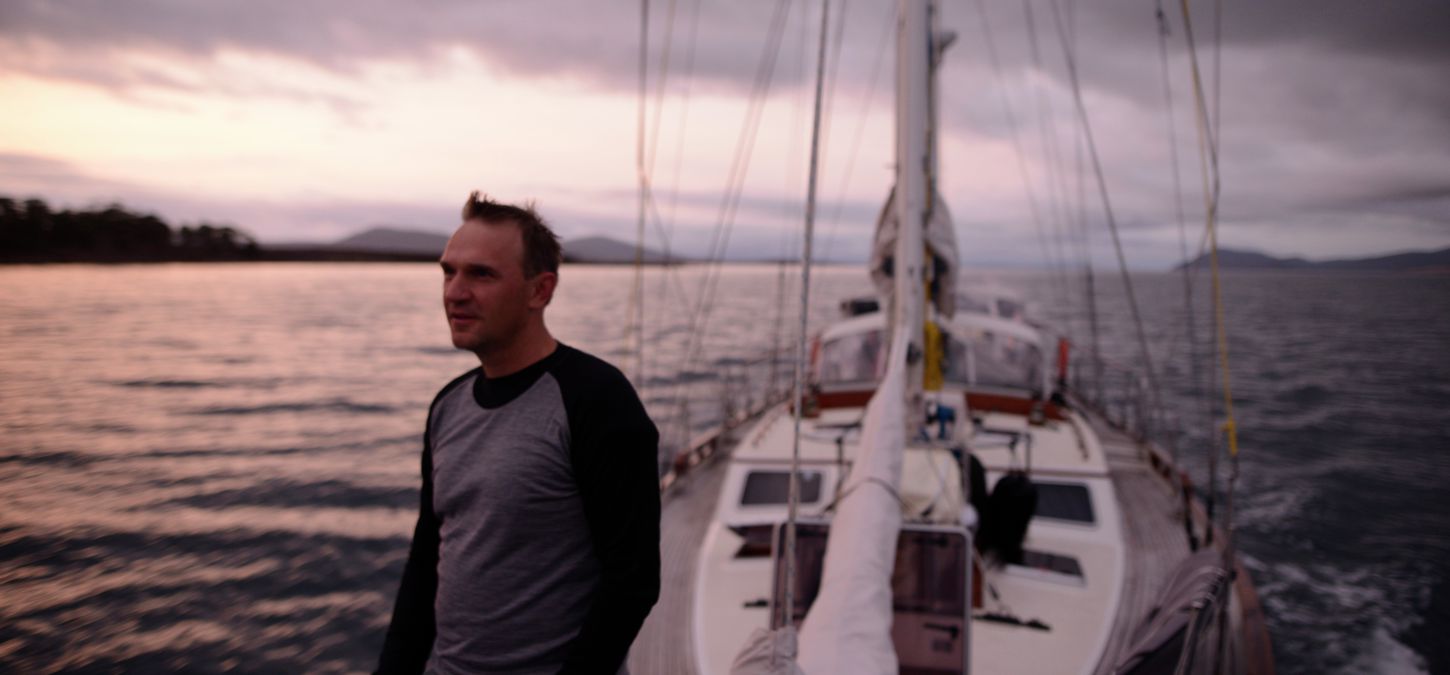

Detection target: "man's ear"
[529, 271, 558, 309]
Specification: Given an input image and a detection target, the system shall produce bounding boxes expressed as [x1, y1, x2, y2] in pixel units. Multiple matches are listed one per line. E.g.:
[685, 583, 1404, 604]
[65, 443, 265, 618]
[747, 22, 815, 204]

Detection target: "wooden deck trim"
[811, 387, 1067, 421]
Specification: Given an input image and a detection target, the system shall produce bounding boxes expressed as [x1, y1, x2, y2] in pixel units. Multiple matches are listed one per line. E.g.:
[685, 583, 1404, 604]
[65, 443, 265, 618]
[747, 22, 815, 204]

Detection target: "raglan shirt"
[377, 344, 661, 675]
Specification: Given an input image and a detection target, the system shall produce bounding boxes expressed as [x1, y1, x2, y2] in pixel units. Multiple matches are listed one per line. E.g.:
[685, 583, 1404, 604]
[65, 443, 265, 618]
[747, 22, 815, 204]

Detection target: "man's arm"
[376, 443, 439, 675]
[560, 385, 661, 673]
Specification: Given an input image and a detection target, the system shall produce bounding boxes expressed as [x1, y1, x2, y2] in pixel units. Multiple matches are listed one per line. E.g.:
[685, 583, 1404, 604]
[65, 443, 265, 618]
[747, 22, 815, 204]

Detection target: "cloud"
[0, 0, 803, 98]
[1, 0, 1446, 267]
[929, 0, 1450, 268]
[0, 151, 451, 241]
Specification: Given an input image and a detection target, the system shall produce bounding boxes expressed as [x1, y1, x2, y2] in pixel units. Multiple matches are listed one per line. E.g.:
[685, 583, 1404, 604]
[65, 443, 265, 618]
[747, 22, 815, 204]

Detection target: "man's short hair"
[460, 191, 562, 278]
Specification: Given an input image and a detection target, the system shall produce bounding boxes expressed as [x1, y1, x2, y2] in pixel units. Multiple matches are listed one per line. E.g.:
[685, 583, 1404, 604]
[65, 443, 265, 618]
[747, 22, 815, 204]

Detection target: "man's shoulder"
[430, 366, 481, 411]
[548, 344, 658, 448]
[548, 343, 632, 394]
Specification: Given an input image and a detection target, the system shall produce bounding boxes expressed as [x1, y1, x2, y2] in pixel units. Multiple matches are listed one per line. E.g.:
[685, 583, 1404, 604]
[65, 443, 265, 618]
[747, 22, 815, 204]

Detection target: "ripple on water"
[183, 398, 398, 416]
[0, 525, 404, 672]
[156, 478, 416, 511]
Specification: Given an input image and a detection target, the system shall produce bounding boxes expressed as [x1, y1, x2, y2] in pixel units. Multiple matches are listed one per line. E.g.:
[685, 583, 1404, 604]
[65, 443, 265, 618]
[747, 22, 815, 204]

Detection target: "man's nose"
[443, 275, 468, 302]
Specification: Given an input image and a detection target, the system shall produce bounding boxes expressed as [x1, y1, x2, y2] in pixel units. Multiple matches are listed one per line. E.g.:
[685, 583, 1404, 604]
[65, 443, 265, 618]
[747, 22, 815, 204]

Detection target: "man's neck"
[477, 327, 557, 378]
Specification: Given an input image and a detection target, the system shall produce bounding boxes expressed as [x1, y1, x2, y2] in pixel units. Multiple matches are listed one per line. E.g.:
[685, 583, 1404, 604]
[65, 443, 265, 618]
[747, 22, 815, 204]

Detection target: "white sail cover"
[795, 333, 910, 674]
[868, 186, 958, 319]
[730, 626, 805, 675]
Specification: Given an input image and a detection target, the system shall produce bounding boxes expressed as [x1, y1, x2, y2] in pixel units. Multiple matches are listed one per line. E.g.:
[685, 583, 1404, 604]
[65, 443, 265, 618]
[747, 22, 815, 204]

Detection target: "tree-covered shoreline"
[1, 196, 260, 263]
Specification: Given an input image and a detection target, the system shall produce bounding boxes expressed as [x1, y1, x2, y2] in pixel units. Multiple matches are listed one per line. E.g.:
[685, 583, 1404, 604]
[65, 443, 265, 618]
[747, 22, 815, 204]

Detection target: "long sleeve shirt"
[377, 344, 660, 674]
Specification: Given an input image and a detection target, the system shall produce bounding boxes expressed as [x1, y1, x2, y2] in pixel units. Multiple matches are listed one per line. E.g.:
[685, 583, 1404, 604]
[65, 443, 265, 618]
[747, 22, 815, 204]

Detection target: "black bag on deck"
[980, 471, 1037, 564]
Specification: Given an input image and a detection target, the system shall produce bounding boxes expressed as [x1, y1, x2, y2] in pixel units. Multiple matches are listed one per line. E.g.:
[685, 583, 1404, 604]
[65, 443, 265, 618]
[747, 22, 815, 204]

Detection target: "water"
[1, 263, 1446, 673]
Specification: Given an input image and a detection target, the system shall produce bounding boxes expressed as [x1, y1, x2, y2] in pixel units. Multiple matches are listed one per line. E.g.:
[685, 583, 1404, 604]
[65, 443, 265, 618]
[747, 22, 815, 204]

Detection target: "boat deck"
[628, 410, 1193, 675]
[628, 449, 732, 675]
[1090, 415, 1192, 675]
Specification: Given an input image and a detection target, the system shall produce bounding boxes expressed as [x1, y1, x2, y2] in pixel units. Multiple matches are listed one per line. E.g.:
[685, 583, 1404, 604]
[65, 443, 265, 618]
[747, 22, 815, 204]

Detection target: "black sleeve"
[559, 369, 662, 674]
[375, 439, 439, 674]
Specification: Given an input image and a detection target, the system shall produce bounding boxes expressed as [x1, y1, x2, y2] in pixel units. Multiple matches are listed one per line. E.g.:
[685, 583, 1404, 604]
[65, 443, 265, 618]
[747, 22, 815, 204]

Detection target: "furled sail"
[869, 185, 959, 320]
[738, 3, 946, 672]
[795, 331, 909, 674]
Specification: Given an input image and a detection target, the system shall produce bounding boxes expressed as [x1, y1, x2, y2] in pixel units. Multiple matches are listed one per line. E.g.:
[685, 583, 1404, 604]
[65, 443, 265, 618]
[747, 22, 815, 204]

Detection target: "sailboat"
[630, 1, 1273, 673]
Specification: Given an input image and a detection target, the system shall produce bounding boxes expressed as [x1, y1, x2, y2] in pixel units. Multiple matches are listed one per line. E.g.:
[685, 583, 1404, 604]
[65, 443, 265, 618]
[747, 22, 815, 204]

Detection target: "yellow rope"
[923, 246, 944, 392]
[1207, 202, 1238, 457]
[1180, 0, 1239, 457]
[924, 319, 944, 391]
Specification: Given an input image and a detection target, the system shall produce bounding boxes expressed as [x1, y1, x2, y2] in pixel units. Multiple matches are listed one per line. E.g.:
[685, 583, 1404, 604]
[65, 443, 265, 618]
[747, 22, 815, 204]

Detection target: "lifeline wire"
[786, 0, 831, 630]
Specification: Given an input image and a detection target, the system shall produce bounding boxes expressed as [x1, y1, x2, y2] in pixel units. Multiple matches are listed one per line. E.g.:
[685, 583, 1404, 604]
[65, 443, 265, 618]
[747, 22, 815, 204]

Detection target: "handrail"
[1062, 341, 1172, 446]
[655, 346, 795, 493]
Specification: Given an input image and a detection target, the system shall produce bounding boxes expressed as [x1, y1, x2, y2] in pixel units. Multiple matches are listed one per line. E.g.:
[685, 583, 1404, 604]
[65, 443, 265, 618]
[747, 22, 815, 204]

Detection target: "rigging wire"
[1049, 0, 1104, 403]
[1021, 0, 1077, 313]
[1178, 0, 1239, 559]
[1204, 2, 1232, 663]
[771, 0, 811, 401]
[785, 0, 832, 631]
[1045, 0, 1167, 442]
[632, 0, 702, 402]
[646, 0, 682, 180]
[1156, 0, 1197, 467]
[1052, 0, 1098, 387]
[631, 0, 650, 388]
[970, 0, 1059, 300]
[1213, 0, 1223, 183]
[638, 0, 681, 395]
[1068, 0, 1094, 278]
[784, 0, 813, 263]
[644, 0, 705, 411]
[664, 0, 703, 231]
[1156, 0, 1215, 531]
[819, 0, 894, 262]
[667, 0, 795, 451]
[815, 0, 851, 176]
[1062, 0, 1087, 262]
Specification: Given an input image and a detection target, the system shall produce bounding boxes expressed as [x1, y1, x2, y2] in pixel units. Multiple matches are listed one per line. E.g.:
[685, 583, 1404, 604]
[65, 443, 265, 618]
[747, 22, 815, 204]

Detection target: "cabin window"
[741, 470, 824, 506]
[1017, 549, 1085, 579]
[956, 295, 990, 315]
[964, 331, 1043, 390]
[817, 329, 884, 385]
[1033, 481, 1095, 524]
[943, 335, 972, 384]
[995, 298, 1023, 321]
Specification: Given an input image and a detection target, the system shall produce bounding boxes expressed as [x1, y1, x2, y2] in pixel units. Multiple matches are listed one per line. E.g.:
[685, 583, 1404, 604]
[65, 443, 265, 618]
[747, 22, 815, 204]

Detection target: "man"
[377, 192, 660, 674]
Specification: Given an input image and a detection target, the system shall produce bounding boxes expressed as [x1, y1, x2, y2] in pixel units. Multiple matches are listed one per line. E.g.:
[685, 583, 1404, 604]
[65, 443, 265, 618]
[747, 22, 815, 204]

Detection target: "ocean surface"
[0, 263, 1446, 674]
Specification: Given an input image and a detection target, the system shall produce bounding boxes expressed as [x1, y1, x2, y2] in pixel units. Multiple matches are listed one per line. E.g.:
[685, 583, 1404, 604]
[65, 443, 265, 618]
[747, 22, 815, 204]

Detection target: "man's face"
[439, 220, 555, 355]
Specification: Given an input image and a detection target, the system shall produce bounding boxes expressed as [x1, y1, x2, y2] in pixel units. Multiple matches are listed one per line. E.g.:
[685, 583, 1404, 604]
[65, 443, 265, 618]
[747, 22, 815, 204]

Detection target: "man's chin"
[449, 334, 483, 352]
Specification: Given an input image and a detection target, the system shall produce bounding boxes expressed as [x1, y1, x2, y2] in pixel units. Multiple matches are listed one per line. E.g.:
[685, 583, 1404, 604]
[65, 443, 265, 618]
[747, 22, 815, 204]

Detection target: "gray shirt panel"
[426, 371, 601, 674]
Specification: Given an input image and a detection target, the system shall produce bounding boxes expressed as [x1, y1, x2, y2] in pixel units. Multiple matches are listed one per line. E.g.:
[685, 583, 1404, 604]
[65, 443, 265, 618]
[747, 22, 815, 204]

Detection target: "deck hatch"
[741, 470, 824, 506]
[1033, 481, 1095, 524]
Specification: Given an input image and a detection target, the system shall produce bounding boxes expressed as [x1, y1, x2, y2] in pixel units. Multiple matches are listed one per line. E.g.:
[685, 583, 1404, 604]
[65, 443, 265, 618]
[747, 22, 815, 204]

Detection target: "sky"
[2, 0, 1447, 268]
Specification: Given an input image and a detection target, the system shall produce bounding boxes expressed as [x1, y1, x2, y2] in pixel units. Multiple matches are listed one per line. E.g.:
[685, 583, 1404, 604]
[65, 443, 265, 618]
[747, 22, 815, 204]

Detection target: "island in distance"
[1175, 247, 1450, 273]
[3, 196, 1443, 270]
[0, 194, 679, 265]
[280, 227, 683, 265]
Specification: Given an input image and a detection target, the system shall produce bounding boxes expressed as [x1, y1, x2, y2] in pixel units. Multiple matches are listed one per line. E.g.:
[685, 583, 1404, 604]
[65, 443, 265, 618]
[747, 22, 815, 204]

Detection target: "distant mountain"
[332, 227, 449, 255]
[1314, 247, 1450, 271]
[562, 235, 679, 264]
[1175, 247, 1450, 272]
[320, 228, 680, 264]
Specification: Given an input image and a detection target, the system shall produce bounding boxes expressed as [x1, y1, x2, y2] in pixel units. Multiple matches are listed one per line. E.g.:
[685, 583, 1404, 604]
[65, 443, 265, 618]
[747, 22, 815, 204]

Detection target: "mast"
[894, 0, 931, 423]
[795, 2, 951, 671]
